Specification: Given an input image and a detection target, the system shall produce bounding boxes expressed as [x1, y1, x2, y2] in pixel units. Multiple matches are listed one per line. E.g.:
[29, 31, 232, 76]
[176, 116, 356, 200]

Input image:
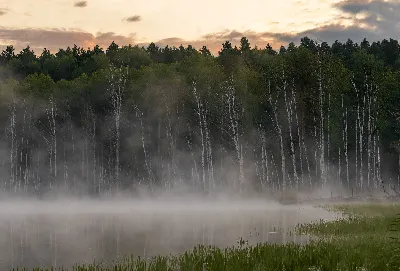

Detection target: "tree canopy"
[0, 36, 399, 195]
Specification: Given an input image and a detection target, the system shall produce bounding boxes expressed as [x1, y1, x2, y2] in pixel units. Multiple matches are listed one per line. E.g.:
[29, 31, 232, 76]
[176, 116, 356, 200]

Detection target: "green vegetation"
[1, 37, 399, 193]
[17, 203, 400, 271]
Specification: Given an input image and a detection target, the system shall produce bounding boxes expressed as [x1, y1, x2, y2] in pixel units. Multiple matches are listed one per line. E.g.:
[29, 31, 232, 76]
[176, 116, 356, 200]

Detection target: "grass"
[14, 203, 400, 271]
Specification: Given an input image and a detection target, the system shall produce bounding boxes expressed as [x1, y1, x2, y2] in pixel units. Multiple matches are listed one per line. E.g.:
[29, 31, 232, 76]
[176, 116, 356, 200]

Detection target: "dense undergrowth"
[12, 203, 400, 271]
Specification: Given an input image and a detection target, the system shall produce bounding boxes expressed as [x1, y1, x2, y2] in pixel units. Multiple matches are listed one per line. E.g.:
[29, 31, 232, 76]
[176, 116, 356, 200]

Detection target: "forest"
[0, 36, 399, 197]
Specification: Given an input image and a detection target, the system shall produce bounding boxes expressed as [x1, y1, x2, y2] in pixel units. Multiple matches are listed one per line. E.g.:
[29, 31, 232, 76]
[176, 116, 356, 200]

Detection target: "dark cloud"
[335, 1, 371, 14]
[273, 24, 374, 43]
[334, 0, 400, 21]
[74, 1, 88, 7]
[0, 27, 135, 53]
[0, 8, 9, 16]
[124, 15, 141, 22]
[282, 0, 400, 44]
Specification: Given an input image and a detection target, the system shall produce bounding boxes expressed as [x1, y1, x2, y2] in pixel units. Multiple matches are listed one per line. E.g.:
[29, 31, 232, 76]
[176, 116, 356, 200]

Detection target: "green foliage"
[19, 73, 56, 99]
[110, 45, 151, 69]
[1, 36, 400, 190]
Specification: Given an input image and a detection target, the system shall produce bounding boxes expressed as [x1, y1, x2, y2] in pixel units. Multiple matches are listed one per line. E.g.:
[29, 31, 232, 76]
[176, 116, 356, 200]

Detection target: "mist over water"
[0, 198, 340, 270]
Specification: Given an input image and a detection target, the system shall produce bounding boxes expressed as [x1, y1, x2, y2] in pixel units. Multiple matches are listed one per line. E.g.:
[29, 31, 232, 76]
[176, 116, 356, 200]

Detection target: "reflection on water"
[0, 199, 338, 270]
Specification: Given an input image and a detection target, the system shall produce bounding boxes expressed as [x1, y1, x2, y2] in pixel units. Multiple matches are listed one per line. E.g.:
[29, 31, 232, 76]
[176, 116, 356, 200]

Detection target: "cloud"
[134, 30, 284, 54]
[136, 0, 400, 55]
[124, 15, 141, 22]
[334, 0, 400, 22]
[0, 27, 136, 53]
[334, 1, 370, 14]
[74, 1, 88, 8]
[0, 8, 9, 16]
[1, 0, 399, 57]
[0, 27, 289, 56]
[280, 0, 400, 44]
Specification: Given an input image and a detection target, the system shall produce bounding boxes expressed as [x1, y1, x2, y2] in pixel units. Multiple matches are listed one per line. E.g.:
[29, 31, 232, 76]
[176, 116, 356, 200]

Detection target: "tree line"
[0, 36, 399, 196]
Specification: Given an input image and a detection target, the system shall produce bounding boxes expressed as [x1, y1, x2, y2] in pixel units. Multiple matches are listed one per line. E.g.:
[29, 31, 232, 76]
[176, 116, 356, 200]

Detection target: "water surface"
[0, 199, 339, 269]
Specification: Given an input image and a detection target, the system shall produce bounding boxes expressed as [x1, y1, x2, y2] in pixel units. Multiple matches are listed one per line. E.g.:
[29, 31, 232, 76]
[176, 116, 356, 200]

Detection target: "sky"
[0, 0, 399, 54]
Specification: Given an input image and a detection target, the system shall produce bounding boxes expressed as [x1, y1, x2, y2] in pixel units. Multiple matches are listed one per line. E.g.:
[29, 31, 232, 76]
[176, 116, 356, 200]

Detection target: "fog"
[0, 197, 341, 270]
